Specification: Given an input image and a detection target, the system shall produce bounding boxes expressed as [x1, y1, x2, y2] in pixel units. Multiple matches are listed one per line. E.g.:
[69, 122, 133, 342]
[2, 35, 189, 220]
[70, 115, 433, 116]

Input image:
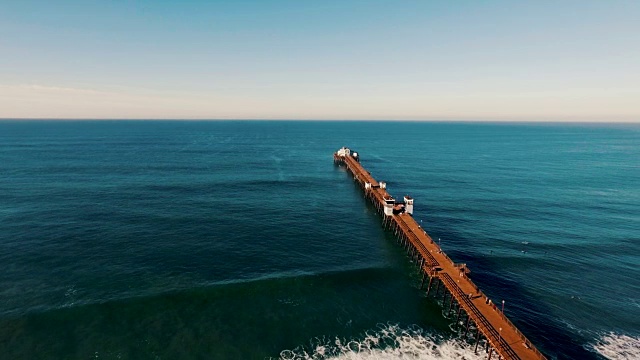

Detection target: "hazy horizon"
[2, 0, 639, 121]
[2, 118, 640, 123]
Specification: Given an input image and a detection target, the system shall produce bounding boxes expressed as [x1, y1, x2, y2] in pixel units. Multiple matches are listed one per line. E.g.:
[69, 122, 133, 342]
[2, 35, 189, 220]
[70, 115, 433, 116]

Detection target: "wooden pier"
[334, 148, 546, 360]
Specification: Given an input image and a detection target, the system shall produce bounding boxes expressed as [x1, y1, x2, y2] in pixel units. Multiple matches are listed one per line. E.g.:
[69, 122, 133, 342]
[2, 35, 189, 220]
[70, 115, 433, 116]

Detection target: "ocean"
[0, 120, 638, 359]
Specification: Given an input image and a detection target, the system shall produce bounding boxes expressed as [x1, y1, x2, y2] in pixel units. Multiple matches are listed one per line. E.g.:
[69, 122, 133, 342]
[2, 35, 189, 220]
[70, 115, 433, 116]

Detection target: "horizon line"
[1, 118, 639, 124]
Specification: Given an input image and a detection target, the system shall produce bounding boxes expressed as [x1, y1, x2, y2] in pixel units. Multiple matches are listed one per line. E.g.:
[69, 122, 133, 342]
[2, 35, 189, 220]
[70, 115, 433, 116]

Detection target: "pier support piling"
[425, 277, 434, 296]
[463, 315, 472, 338]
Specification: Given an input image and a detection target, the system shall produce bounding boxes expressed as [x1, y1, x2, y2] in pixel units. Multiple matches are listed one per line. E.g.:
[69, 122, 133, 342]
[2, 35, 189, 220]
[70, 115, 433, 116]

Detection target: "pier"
[334, 147, 546, 360]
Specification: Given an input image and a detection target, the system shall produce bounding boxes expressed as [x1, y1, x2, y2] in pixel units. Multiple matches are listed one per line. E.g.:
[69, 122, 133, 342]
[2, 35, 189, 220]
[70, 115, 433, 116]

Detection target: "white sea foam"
[593, 333, 640, 360]
[278, 324, 485, 360]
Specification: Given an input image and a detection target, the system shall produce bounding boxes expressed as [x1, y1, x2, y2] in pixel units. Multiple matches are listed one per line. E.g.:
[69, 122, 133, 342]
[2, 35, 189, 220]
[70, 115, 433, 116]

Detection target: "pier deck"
[335, 150, 545, 360]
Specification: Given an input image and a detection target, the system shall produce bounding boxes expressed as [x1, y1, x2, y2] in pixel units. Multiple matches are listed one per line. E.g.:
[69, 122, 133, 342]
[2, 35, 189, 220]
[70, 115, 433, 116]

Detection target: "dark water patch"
[0, 267, 446, 360]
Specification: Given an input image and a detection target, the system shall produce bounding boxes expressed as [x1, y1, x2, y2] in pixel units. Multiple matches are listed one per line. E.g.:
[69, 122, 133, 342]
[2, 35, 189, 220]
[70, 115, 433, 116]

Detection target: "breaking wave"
[593, 333, 640, 360]
[278, 324, 485, 360]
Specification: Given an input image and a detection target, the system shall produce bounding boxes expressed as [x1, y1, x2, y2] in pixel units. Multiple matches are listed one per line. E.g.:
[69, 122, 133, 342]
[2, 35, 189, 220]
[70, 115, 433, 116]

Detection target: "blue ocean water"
[0, 120, 638, 359]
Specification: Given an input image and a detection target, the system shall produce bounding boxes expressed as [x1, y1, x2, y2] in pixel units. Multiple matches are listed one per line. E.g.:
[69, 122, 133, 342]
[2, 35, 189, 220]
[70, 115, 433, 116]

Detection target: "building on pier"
[336, 146, 351, 157]
[404, 196, 414, 215]
[383, 196, 395, 216]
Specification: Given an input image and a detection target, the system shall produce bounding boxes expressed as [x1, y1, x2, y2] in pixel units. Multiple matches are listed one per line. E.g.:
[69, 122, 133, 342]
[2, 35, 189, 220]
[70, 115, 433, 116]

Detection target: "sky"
[1, 0, 639, 121]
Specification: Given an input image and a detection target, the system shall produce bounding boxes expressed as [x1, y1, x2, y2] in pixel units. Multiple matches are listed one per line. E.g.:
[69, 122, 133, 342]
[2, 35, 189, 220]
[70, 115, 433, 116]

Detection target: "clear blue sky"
[1, 0, 638, 120]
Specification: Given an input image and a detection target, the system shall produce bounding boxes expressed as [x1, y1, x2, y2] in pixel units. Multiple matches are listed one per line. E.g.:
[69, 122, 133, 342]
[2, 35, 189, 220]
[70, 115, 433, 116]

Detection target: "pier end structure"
[334, 147, 546, 360]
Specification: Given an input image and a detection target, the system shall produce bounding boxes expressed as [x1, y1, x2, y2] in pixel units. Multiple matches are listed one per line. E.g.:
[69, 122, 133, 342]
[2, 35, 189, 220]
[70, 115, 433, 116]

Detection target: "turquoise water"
[0, 121, 638, 359]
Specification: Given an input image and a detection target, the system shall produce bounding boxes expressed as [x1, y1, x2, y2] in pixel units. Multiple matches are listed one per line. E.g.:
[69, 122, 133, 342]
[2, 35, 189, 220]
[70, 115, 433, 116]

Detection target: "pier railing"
[494, 302, 546, 359]
[395, 215, 440, 268]
[440, 273, 520, 359]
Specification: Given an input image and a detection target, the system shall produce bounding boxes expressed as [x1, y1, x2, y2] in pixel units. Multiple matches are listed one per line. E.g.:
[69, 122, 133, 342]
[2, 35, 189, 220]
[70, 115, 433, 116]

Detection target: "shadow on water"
[338, 162, 605, 360]
[421, 226, 605, 360]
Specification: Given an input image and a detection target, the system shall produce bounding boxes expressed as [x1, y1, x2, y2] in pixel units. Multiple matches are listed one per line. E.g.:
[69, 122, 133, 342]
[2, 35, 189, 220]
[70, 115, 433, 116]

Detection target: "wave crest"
[278, 324, 485, 360]
[593, 332, 640, 360]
